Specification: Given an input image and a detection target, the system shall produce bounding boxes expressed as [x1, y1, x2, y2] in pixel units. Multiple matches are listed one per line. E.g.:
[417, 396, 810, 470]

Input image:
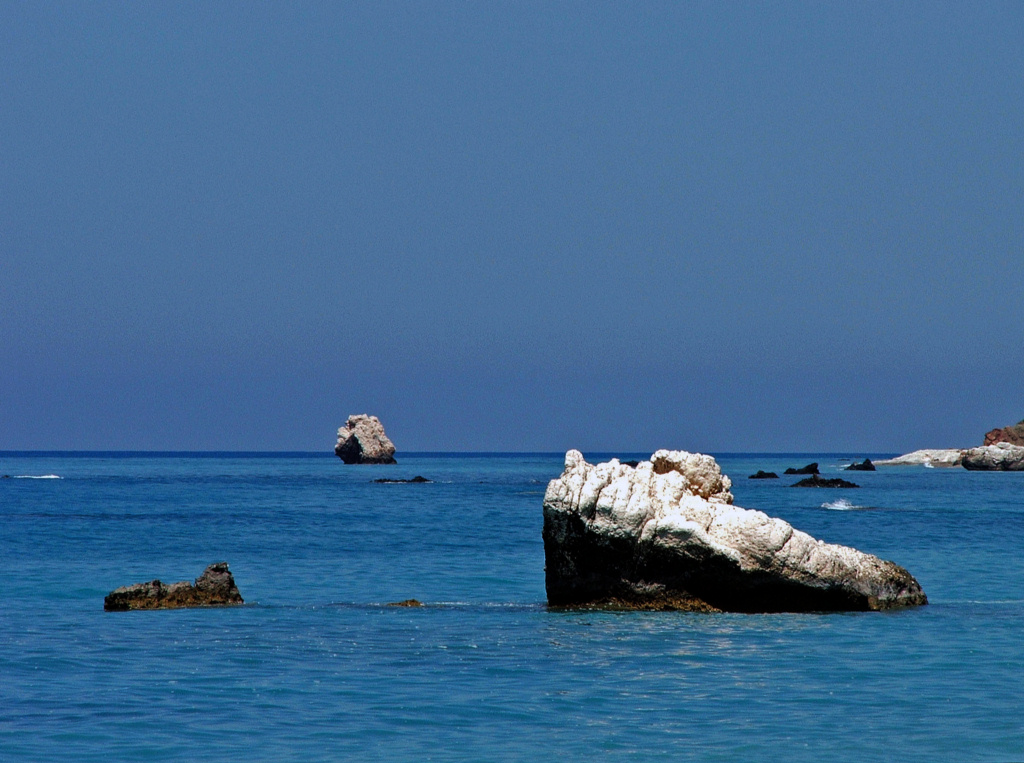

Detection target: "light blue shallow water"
[1, 452, 1022, 762]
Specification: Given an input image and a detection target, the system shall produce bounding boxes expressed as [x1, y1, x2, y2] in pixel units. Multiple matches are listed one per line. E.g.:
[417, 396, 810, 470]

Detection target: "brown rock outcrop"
[983, 419, 1024, 447]
[104, 562, 244, 611]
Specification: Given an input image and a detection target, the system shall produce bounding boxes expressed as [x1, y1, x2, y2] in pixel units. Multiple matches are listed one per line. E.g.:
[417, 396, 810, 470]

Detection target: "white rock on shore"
[874, 449, 964, 467]
[961, 443, 1024, 471]
[542, 450, 927, 612]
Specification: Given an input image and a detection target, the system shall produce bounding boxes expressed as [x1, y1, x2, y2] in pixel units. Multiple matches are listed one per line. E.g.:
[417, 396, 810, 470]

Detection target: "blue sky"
[2, 3, 1022, 452]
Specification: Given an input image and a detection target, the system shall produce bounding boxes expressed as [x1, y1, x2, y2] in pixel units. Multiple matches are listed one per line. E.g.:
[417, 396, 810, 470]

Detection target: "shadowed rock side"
[335, 414, 397, 464]
[984, 419, 1024, 447]
[104, 562, 244, 611]
[962, 443, 1024, 471]
[543, 450, 927, 613]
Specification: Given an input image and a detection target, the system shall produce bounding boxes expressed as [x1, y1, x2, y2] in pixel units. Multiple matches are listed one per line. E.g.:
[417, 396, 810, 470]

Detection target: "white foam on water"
[13, 474, 62, 479]
[820, 498, 864, 511]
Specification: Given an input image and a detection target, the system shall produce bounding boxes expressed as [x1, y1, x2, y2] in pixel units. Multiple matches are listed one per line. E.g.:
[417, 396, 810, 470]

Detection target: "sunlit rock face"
[962, 443, 1024, 471]
[542, 450, 927, 613]
[875, 449, 964, 467]
[335, 415, 397, 464]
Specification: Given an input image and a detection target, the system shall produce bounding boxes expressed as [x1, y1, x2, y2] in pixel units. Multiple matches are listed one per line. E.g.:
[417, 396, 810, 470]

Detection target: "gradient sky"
[3, 2, 1022, 452]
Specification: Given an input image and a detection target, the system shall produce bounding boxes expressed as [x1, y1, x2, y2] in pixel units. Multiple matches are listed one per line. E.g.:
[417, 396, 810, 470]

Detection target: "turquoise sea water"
[1, 452, 1022, 762]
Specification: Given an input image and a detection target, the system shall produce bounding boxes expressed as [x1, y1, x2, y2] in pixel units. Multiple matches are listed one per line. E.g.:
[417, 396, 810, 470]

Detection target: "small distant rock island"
[104, 562, 243, 611]
[748, 470, 779, 479]
[335, 414, 397, 464]
[784, 463, 819, 475]
[845, 459, 876, 472]
[543, 450, 926, 612]
[374, 476, 431, 483]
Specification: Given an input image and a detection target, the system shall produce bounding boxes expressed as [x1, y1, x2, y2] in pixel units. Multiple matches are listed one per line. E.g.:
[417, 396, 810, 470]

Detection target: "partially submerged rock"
[784, 463, 819, 475]
[845, 459, 876, 472]
[104, 563, 243, 611]
[748, 470, 779, 479]
[335, 414, 397, 464]
[374, 475, 431, 483]
[543, 450, 926, 612]
[875, 449, 964, 467]
[792, 475, 859, 488]
[983, 419, 1024, 447]
[961, 443, 1024, 471]
[387, 599, 423, 607]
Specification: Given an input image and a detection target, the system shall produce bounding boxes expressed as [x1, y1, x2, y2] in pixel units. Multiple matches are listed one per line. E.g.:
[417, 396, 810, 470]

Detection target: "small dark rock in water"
[620, 460, 640, 468]
[2, 475, 9, 479]
[748, 470, 779, 479]
[387, 599, 423, 607]
[784, 463, 819, 475]
[373, 475, 431, 483]
[845, 458, 876, 471]
[104, 562, 244, 611]
[791, 475, 859, 488]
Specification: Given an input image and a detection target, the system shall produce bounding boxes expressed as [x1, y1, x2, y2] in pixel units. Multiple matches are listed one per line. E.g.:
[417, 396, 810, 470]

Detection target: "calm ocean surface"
[1, 451, 1022, 762]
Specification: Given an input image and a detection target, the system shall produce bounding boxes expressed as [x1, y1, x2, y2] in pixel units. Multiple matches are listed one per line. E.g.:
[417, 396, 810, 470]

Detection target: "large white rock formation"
[874, 449, 964, 467]
[961, 443, 1024, 471]
[543, 450, 927, 612]
[335, 415, 397, 464]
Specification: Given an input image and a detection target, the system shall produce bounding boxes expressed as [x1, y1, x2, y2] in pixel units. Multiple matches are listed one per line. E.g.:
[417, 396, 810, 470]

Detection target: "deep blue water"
[1, 452, 1022, 762]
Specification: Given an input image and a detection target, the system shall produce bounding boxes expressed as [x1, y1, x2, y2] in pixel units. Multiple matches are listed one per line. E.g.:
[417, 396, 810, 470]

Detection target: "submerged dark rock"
[784, 463, 819, 475]
[543, 450, 926, 613]
[373, 475, 431, 483]
[845, 459, 876, 472]
[387, 599, 423, 607]
[791, 475, 860, 488]
[748, 470, 779, 479]
[104, 562, 243, 611]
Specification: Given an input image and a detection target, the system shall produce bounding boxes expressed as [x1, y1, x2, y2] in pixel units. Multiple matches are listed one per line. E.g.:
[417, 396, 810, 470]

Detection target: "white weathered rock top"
[874, 449, 964, 467]
[334, 414, 397, 464]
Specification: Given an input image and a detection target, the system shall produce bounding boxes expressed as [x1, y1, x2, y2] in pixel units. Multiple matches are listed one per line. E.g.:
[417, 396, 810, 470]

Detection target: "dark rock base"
[791, 475, 859, 488]
[543, 510, 922, 612]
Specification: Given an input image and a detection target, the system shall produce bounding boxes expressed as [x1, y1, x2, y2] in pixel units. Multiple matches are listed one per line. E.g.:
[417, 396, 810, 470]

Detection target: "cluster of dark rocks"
[746, 460, 868, 487]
